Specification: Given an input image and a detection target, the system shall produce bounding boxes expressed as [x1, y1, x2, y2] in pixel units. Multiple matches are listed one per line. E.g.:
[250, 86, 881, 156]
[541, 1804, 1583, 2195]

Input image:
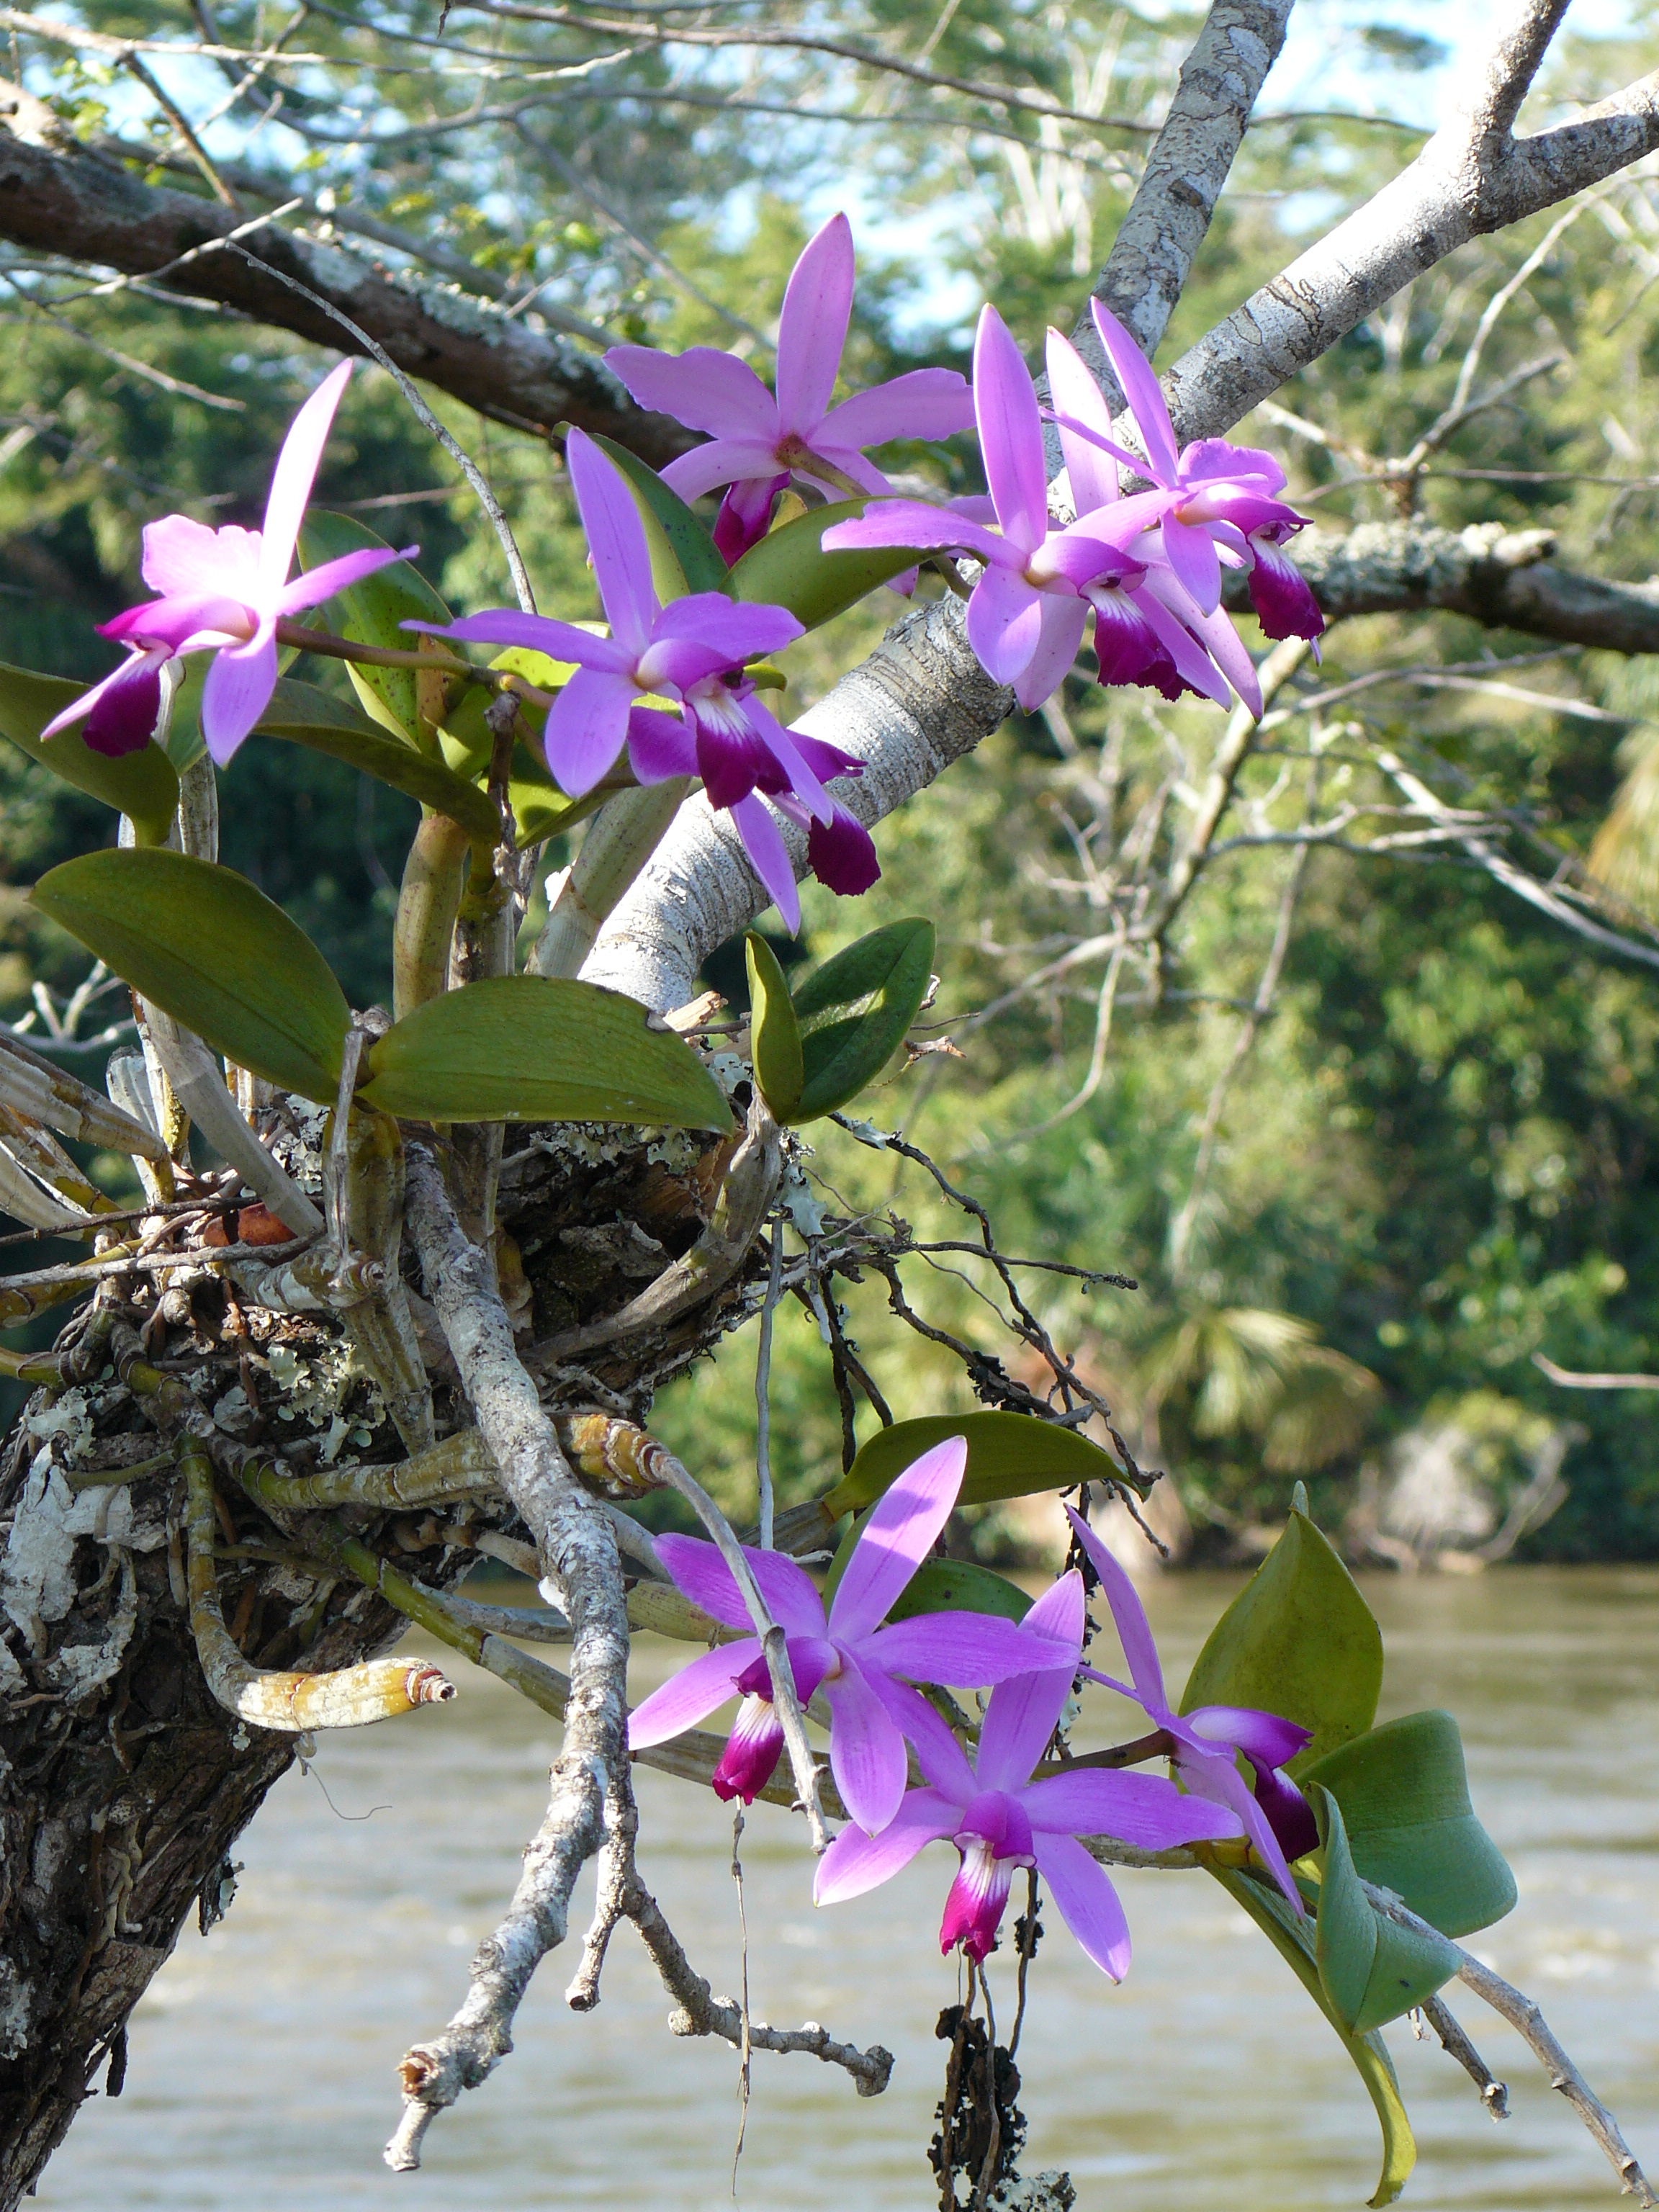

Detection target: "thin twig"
[753, 1220, 783, 1550]
[1416, 1994, 1510, 2120]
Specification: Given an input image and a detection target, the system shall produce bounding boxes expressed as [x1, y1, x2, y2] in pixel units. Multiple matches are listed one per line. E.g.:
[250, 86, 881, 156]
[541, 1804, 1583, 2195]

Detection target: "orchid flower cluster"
[629, 1437, 1314, 1979]
[48, 212, 1320, 939]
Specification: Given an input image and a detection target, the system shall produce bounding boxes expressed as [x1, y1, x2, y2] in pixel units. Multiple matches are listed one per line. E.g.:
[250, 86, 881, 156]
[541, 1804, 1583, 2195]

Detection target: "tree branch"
[0, 83, 688, 459]
[387, 1140, 633, 2170]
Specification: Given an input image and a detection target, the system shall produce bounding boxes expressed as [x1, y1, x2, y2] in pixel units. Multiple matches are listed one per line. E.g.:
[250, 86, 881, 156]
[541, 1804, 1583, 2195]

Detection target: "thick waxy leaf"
[1179, 1506, 1382, 1771]
[789, 919, 935, 1122]
[1301, 1711, 1516, 1938]
[253, 680, 500, 848]
[745, 932, 804, 1121]
[0, 657, 179, 842]
[357, 974, 732, 1129]
[886, 1557, 1032, 1625]
[297, 513, 454, 745]
[32, 850, 351, 1102]
[727, 500, 932, 630]
[591, 436, 728, 598]
[1311, 1786, 1461, 2034]
[823, 1410, 1125, 1521]
[1213, 1866, 1416, 2208]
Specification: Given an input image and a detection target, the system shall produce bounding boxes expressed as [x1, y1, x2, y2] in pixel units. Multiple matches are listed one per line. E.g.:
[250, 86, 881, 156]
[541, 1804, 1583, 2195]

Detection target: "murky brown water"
[35, 1568, 1659, 2211]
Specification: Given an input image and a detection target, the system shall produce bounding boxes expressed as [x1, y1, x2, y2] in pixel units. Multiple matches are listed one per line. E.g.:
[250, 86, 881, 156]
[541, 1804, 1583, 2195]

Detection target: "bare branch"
[1416, 1995, 1511, 2121]
[0, 83, 689, 460]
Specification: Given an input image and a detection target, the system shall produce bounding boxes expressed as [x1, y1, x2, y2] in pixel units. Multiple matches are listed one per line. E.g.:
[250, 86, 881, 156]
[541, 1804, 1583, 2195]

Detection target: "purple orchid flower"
[1064, 1506, 1316, 1908]
[413, 430, 874, 932]
[814, 1571, 1243, 1979]
[44, 362, 414, 765]
[606, 213, 975, 563]
[626, 1437, 1074, 1835]
[823, 307, 1173, 714]
[1046, 329, 1266, 714]
[1052, 303, 1324, 650]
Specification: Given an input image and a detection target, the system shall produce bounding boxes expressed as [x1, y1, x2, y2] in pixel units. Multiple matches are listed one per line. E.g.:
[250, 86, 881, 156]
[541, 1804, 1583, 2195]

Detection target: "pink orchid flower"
[1052, 302, 1324, 649]
[1046, 328, 1267, 713]
[45, 361, 414, 765]
[413, 428, 872, 932]
[823, 306, 1202, 714]
[1064, 1505, 1315, 1909]
[606, 212, 975, 563]
[814, 1570, 1243, 1978]
[626, 1437, 1073, 1835]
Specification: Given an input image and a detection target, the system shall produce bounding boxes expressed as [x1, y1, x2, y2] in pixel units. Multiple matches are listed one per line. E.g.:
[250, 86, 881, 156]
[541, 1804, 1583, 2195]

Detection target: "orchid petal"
[541, 665, 635, 796]
[567, 429, 657, 657]
[279, 544, 415, 616]
[660, 440, 788, 504]
[808, 805, 880, 896]
[747, 699, 833, 822]
[604, 343, 776, 441]
[827, 1435, 968, 1642]
[713, 473, 787, 565]
[70, 653, 166, 758]
[1012, 595, 1088, 711]
[626, 703, 698, 783]
[258, 359, 352, 601]
[819, 367, 976, 451]
[813, 1787, 961, 1903]
[1046, 329, 1119, 516]
[102, 594, 252, 652]
[1248, 535, 1326, 643]
[1159, 516, 1222, 614]
[1184, 1705, 1310, 1768]
[1089, 303, 1179, 483]
[861, 1610, 1076, 1689]
[824, 1650, 912, 1833]
[1177, 1743, 1303, 1912]
[694, 713, 775, 812]
[652, 593, 804, 662]
[975, 1663, 1075, 1795]
[729, 793, 801, 934]
[201, 631, 279, 764]
[1127, 583, 1234, 709]
[626, 1637, 763, 1748]
[1179, 439, 1287, 494]
[1020, 1766, 1239, 1847]
[1030, 1832, 1131, 1979]
[973, 305, 1048, 555]
[1182, 598, 1264, 718]
[775, 211, 855, 433]
[1247, 1758, 1320, 1861]
[142, 515, 251, 598]
[870, 1676, 978, 1802]
[408, 611, 633, 673]
[1063, 1506, 1168, 1711]
[790, 730, 861, 783]
[973, 1576, 1084, 1790]
[654, 1532, 827, 1637]
[966, 561, 1044, 686]
[822, 502, 1003, 564]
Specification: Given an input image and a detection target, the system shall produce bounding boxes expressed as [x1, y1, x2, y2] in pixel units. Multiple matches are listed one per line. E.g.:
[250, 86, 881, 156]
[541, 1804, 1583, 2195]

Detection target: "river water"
[36, 1567, 1659, 2212]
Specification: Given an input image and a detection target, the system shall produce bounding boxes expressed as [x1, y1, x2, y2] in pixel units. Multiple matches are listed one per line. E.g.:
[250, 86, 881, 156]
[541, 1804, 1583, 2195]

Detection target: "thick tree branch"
[0, 83, 688, 459]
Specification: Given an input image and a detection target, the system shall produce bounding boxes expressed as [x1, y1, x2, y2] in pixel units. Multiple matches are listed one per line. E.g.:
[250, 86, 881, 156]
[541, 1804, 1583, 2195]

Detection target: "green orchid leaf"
[823, 1410, 1126, 1521]
[1301, 1712, 1517, 1938]
[0, 657, 179, 843]
[745, 931, 804, 1121]
[1179, 1504, 1382, 1771]
[790, 917, 935, 1122]
[1212, 1866, 1416, 2208]
[726, 500, 932, 630]
[297, 512, 456, 746]
[590, 436, 728, 598]
[31, 850, 351, 1102]
[886, 1557, 1032, 1625]
[1311, 1785, 1462, 2034]
[253, 679, 499, 849]
[358, 974, 734, 1129]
